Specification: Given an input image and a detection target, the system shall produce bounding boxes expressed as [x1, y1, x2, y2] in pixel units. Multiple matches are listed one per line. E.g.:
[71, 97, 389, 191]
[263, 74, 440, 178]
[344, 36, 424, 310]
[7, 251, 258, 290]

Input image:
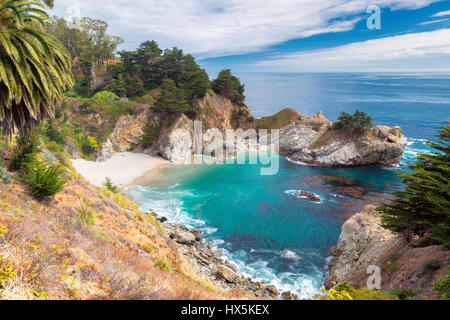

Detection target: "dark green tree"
[211, 69, 245, 105]
[333, 110, 373, 133]
[378, 124, 450, 247]
[182, 54, 210, 103]
[153, 79, 190, 114]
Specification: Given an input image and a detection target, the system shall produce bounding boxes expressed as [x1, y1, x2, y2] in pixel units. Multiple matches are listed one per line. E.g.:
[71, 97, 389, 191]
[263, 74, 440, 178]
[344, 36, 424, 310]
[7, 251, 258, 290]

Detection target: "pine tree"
[378, 124, 450, 247]
[211, 69, 245, 105]
[153, 79, 190, 114]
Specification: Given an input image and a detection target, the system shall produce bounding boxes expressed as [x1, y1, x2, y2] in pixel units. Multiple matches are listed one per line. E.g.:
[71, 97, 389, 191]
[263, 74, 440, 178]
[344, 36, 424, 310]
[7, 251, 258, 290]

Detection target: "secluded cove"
[126, 141, 428, 298]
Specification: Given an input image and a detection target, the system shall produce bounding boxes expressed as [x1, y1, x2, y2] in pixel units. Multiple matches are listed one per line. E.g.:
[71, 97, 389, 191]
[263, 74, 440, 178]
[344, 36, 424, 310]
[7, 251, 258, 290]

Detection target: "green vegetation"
[103, 178, 119, 194]
[211, 69, 245, 105]
[0, 259, 15, 289]
[140, 125, 161, 148]
[105, 42, 210, 116]
[77, 201, 97, 225]
[432, 266, 450, 300]
[0, 0, 74, 136]
[390, 288, 421, 300]
[21, 158, 70, 198]
[325, 282, 398, 300]
[378, 125, 450, 247]
[79, 136, 99, 158]
[423, 259, 441, 272]
[91, 91, 120, 103]
[153, 79, 191, 114]
[46, 16, 123, 96]
[333, 110, 373, 133]
[154, 257, 172, 273]
[9, 135, 41, 172]
[256, 108, 302, 130]
[45, 120, 67, 145]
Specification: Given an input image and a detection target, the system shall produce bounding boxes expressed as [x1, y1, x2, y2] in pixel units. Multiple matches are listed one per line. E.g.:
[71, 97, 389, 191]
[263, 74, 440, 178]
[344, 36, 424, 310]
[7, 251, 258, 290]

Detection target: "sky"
[51, 0, 450, 76]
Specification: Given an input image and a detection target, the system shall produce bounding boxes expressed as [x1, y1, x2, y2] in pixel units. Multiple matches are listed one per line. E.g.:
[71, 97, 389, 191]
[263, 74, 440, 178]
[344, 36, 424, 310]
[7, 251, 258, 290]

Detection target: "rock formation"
[279, 112, 407, 167]
[157, 114, 194, 164]
[98, 111, 149, 161]
[325, 205, 450, 298]
[164, 223, 279, 299]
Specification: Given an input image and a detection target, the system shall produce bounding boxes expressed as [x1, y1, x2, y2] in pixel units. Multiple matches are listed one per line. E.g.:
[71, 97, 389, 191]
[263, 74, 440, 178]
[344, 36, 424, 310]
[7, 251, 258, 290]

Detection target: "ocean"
[127, 73, 449, 299]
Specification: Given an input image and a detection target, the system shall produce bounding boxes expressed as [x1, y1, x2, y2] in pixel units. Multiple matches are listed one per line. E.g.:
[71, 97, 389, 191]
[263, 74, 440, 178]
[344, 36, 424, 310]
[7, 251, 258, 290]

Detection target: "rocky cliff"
[279, 112, 407, 167]
[325, 205, 450, 298]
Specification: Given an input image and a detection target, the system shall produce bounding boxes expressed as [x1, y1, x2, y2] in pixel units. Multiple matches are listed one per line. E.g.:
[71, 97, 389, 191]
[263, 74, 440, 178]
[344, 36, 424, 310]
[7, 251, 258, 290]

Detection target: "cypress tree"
[378, 124, 450, 247]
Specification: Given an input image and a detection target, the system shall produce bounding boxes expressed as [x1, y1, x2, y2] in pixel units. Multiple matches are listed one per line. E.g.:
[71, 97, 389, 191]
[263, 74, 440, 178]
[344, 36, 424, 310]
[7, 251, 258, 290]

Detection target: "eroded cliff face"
[279, 113, 407, 167]
[92, 93, 406, 167]
[156, 114, 194, 164]
[325, 205, 450, 298]
[96, 93, 254, 163]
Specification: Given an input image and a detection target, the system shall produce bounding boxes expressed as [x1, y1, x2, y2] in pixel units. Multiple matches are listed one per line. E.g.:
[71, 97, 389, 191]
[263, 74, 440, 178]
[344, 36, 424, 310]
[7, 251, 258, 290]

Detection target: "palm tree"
[0, 0, 74, 136]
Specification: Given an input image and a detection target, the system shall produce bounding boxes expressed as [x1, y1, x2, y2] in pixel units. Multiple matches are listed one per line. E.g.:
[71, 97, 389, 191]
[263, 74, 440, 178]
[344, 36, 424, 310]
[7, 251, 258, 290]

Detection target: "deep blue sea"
[128, 73, 449, 299]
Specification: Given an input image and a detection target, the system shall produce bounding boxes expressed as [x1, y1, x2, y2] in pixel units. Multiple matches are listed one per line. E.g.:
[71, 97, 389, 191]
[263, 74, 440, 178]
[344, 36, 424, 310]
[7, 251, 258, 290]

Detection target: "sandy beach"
[71, 152, 172, 187]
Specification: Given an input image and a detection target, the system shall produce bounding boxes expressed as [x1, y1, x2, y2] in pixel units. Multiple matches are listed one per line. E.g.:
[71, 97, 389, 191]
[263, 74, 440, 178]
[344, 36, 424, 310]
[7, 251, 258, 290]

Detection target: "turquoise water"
[127, 73, 447, 298]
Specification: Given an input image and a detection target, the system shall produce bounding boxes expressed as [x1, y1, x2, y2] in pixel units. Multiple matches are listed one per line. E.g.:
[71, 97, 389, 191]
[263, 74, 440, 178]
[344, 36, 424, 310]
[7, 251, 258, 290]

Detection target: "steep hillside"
[256, 108, 303, 130]
[325, 206, 450, 299]
[0, 166, 252, 299]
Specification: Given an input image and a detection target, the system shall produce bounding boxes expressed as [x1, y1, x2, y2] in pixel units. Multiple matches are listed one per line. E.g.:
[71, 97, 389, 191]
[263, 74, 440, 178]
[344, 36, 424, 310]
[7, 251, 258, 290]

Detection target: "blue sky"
[51, 0, 450, 76]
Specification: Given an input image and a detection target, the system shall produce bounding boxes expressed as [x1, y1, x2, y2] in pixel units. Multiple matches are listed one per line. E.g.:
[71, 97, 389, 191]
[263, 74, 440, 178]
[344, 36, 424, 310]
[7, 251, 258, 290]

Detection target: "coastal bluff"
[279, 112, 407, 167]
[325, 205, 450, 298]
[94, 99, 407, 167]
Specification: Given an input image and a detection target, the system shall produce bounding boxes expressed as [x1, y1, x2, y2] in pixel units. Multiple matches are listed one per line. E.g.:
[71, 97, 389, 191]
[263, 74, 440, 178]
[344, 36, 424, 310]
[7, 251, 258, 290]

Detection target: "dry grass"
[0, 174, 250, 300]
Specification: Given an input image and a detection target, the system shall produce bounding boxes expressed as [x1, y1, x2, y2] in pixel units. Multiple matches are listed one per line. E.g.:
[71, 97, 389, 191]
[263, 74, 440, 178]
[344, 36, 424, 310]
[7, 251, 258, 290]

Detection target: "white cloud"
[251, 29, 450, 72]
[431, 10, 450, 17]
[51, 0, 442, 57]
[419, 18, 449, 25]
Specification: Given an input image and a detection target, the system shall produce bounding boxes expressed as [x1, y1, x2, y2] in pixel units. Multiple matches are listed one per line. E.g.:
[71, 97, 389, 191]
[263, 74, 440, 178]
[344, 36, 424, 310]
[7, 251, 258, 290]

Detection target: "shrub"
[333, 110, 373, 133]
[383, 254, 400, 272]
[327, 282, 398, 300]
[0, 167, 11, 185]
[211, 69, 245, 105]
[390, 288, 421, 300]
[154, 257, 172, 273]
[64, 91, 81, 98]
[349, 287, 398, 300]
[0, 259, 15, 289]
[142, 243, 153, 253]
[45, 120, 66, 145]
[9, 135, 41, 172]
[91, 90, 120, 103]
[433, 266, 450, 300]
[77, 202, 97, 225]
[423, 259, 441, 272]
[22, 159, 70, 198]
[79, 136, 99, 157]
[140, 125, 161, 148]
[104, 177, 120, 194]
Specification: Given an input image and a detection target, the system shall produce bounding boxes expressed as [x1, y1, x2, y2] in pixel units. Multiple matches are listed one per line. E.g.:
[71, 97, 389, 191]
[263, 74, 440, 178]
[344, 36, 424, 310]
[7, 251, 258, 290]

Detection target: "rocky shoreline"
[161, 222, 296, 300]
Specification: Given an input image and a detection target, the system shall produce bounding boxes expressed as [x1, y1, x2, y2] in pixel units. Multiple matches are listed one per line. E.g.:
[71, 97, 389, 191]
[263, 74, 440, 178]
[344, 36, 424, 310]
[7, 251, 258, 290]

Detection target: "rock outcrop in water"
[279, 112, 407, 167]
[325, 205, 450, 298]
